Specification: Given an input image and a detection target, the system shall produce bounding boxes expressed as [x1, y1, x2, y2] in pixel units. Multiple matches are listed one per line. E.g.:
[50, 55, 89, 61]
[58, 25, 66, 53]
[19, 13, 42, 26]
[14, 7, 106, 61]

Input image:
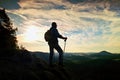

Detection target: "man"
[48, 22, 67, 66]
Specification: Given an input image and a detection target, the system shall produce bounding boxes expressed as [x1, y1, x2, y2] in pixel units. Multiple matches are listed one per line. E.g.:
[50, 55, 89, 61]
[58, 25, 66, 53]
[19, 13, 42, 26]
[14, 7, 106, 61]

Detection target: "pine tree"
[0, 8, 18, 55]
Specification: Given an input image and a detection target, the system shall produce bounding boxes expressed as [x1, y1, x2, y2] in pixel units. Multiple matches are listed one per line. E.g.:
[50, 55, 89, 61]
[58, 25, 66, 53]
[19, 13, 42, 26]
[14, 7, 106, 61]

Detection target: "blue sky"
[0, 0, 120, 53]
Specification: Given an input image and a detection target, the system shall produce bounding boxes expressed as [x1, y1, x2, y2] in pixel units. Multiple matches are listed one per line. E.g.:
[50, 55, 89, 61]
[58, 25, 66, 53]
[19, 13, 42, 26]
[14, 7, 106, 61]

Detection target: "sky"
[0, 0, 120, 53]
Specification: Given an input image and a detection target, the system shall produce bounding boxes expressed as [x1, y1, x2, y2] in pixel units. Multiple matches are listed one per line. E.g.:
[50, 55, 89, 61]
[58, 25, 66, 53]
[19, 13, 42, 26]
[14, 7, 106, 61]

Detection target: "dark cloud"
[65, 0, 103, 4]
[109, 1, 120, 11]
[79, 9, 90, 12]
[65, 0, 120, 12]
[19, 0, 68, 10]
[54, 5, 67, 10]
[65, 0, 120, 5]
[36, 1, 68, 10]
[0, 0, 21, 10]
[39, 3, 67, 10]
[65, 0, 109, 3]
[65, 0, 84, 4]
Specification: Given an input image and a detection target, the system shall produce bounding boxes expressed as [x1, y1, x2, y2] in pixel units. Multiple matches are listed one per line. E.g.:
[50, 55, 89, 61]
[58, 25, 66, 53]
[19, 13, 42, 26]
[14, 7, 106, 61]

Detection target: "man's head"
[52, 22, 57, 28]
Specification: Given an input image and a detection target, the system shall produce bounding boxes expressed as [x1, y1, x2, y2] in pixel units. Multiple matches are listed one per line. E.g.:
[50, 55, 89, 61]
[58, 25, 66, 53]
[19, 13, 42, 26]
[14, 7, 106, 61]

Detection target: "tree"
[0, 8, 18, 54]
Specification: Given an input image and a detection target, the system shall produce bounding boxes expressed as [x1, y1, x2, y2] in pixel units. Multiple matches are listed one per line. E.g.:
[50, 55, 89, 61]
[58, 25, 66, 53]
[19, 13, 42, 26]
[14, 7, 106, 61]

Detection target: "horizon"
[0, 0, 120, 53]
[31, 50, 120, 54]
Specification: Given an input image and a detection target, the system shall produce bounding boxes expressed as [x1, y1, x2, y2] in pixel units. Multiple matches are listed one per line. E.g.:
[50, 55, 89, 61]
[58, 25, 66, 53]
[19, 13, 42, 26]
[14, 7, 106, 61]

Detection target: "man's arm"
[58, 35, 67, 41]
[55, 29, 67, 41]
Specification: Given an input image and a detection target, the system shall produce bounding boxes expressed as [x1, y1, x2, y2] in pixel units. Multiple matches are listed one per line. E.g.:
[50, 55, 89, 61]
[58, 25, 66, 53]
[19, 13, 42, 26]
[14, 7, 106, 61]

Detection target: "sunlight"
[24, 25, 40, 42]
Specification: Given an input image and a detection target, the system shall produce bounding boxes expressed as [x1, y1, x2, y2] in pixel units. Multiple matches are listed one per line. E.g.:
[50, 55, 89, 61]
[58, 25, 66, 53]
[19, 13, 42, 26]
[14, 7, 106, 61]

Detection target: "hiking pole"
[63, 40, 66, 53]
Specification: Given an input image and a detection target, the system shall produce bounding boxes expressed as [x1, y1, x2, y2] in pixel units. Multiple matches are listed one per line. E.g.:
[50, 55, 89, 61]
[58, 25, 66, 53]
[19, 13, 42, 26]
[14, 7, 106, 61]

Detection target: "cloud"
[19, 0, 70, 10]
[1, 0, 120, 53]
[65, 0, 84, 4]
[8, 12, 27, 26]
[0, 0, 21, 10]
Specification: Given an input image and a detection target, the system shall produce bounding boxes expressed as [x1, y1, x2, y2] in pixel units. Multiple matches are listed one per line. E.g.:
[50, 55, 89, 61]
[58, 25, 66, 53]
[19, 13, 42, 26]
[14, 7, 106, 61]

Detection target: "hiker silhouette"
[47, 22, 67, 66]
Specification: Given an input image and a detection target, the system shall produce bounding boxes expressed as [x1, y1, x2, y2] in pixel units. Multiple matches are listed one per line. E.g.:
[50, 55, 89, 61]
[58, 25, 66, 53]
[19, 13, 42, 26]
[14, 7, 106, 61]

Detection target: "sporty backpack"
[44, 30, 51, 42]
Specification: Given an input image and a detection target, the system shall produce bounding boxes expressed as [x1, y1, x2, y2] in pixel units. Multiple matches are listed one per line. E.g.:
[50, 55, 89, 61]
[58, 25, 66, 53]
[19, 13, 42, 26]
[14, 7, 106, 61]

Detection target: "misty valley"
[32, 51, 120, 80]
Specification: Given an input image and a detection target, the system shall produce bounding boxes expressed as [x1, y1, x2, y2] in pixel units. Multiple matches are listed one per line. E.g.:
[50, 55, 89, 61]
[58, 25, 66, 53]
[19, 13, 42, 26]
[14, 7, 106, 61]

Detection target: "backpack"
[44, 30, 51, 42]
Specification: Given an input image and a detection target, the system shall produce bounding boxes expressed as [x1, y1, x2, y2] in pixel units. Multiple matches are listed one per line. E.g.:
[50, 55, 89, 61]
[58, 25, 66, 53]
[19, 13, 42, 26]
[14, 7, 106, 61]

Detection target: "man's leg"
[49, 44, 54, 66]
[54, 44, 63, 66]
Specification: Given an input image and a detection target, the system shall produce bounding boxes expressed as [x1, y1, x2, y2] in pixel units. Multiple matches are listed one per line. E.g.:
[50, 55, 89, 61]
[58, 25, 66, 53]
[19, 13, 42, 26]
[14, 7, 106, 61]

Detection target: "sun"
[24, 25, 40, 42]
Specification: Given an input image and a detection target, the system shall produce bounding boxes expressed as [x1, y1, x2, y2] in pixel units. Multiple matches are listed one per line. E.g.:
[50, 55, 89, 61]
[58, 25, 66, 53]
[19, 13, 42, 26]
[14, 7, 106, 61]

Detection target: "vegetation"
[32, 51, 120, 80]
[0, 8, 18, 57]
[64, 52, 120, 80]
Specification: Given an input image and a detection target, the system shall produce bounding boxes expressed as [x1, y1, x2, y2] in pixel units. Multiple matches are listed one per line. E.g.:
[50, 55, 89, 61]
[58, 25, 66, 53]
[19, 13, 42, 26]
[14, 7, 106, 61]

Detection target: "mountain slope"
[0, 50, 71, 80]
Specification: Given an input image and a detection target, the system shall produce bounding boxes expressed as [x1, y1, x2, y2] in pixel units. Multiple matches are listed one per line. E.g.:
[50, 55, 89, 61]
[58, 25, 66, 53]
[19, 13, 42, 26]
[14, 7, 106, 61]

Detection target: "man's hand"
[64, 37, 67, 42]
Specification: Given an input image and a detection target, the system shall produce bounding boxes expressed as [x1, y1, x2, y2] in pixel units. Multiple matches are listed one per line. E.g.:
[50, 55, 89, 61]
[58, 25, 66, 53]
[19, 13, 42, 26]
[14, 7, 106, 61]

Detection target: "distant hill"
[29, 51, 120, 80]
[98, 51, 112, 55]
[88, 51, 112, 57]
[31, 51, 112, 61]
[63, 51, 120, 80]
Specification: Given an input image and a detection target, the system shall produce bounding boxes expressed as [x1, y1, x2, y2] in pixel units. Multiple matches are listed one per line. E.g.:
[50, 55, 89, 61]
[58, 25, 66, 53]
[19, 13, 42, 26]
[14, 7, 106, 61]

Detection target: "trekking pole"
[63, 40, 66, 53]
